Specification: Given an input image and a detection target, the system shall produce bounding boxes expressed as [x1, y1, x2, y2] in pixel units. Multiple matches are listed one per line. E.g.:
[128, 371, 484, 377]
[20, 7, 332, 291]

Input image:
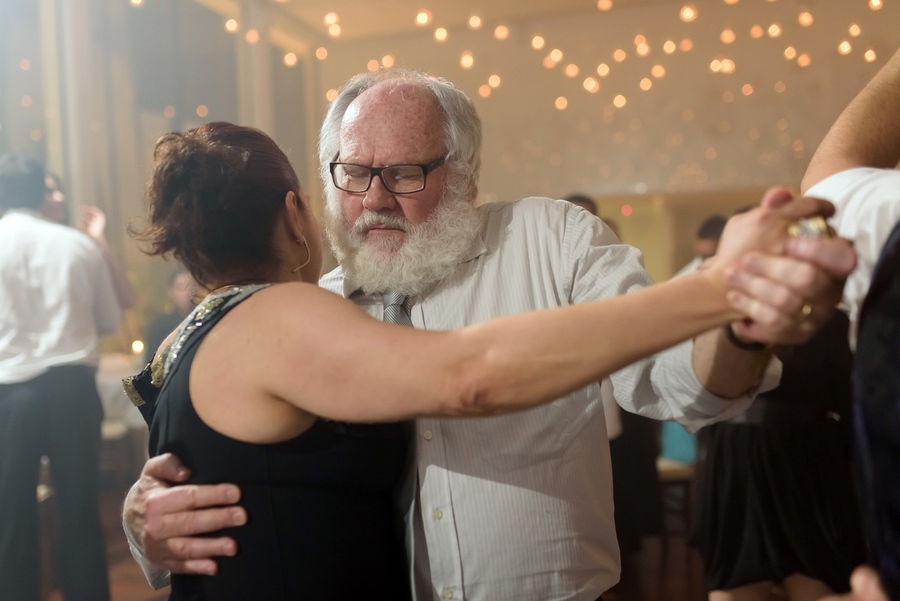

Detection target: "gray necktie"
[382, 290, 413, 328]
[380, 290, 426, 594]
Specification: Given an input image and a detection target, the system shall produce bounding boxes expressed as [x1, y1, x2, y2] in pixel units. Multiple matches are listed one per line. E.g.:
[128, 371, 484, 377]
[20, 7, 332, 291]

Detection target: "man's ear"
[283, 190, 306, 241]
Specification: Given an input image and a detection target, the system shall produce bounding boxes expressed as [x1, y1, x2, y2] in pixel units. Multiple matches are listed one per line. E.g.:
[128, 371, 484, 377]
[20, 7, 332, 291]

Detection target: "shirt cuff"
[122, 482, 172, 590]
[651, 338, 782, 433]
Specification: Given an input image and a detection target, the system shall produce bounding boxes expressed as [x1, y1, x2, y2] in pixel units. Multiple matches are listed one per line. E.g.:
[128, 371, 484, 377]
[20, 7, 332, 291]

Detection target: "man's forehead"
[344, 83, 439, 127]
[339, 84, 444, 158]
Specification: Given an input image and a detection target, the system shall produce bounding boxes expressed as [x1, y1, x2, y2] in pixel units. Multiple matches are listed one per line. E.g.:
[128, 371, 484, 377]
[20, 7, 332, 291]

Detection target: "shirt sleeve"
[807, 167, 900, 342]
[562, 205, 780, 432]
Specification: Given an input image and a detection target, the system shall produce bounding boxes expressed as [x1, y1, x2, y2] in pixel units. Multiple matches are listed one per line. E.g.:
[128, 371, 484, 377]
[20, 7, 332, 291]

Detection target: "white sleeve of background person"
[807, 167, 900, 347]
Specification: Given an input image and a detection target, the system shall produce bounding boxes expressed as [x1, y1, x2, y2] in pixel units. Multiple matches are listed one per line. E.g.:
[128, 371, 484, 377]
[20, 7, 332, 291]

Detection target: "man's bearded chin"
[324, 190, 483, 297]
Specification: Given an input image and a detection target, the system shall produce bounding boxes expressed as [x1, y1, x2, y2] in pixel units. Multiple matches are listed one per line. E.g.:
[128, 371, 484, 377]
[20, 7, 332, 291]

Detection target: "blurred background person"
[691, 310, 867, 601]
[563, 193, 622, 241]
[673, 214, 727, 278]
[660, 213, 734, 480]
[40, 171, 69, 224]
[563, 192, 598, 216]
[143, 266, 196, 365]
[42, 171, 137, 311]
[0, 153, 121, 601]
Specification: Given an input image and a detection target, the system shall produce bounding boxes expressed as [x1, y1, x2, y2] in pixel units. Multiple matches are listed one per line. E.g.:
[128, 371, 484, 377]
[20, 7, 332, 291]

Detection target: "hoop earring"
[292, 238, 311, 273]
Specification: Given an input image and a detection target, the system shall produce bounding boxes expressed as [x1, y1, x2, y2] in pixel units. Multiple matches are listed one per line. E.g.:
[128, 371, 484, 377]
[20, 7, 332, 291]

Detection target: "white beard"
[324, 192, 484, 297]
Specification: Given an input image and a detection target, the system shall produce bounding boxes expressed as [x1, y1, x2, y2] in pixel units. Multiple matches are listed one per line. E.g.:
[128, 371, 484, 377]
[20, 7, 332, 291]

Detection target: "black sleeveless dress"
[137, 286, 411, 600]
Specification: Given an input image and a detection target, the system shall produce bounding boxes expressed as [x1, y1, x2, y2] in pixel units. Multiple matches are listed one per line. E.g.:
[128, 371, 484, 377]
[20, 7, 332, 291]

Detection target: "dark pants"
[0, 365, 110, 601]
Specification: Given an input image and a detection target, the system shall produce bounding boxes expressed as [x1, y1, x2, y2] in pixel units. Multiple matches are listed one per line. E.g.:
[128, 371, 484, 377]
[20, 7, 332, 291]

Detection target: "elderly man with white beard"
[122, 68, 854, 601]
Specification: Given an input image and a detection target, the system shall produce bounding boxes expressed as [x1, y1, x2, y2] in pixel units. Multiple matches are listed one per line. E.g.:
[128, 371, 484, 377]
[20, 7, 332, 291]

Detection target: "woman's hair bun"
[152, 132, 249, 212]
[133, 122, 300, 288]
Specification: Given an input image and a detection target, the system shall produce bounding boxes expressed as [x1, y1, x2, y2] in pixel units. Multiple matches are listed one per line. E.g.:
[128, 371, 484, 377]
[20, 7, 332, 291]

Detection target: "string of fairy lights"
[1, 0, 893, 195]
[173, 0, 888, 106]
[111, 0, 888, 124]
[116, 0, 891, 206]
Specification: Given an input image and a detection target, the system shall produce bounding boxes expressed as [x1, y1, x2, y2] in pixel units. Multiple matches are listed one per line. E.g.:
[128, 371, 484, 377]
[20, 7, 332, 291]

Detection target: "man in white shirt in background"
[41, 172, 137, 311]
[123, 69, 855, 601]
[0, 154, 121, 601]
[673, 214, 727, 279]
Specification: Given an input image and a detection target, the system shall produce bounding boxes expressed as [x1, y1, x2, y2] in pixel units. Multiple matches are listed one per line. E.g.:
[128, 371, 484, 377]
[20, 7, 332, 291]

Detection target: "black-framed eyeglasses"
[329, 156, 446, 194]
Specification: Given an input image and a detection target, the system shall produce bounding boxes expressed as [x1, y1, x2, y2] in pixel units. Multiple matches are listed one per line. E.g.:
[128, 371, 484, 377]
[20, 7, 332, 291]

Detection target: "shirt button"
[442, 588, 454, 599]
[432, 508, 443, 520]
[423, 430, 433, 440]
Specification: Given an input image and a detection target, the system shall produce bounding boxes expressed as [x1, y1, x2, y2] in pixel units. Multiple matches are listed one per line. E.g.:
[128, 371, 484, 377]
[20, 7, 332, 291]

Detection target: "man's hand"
[784, 233, 860, 279]
[689, 188, 845, 397]
[723, 236, 854, 344]
[78, 205, 108, 244]
[124, 453, 246, 575]
[718, 190, 856, 345]
[818, 567, 888, 601]
[714, 188, 836, 267]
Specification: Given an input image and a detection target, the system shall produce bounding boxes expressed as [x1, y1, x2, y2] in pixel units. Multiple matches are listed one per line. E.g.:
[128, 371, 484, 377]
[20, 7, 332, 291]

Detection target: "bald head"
[339, 81, 446, 172]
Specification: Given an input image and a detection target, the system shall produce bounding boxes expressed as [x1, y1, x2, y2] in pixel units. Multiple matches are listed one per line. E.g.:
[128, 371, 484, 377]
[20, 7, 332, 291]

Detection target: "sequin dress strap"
[122, 283, 273, 426]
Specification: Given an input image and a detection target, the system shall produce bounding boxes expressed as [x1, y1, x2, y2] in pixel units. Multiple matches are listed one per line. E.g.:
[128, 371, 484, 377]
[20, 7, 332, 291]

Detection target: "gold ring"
[801, 304, 813, 319]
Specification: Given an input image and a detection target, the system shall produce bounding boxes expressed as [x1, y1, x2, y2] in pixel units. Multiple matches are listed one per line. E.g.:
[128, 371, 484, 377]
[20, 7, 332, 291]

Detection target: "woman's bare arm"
[207, 195, 835, 424]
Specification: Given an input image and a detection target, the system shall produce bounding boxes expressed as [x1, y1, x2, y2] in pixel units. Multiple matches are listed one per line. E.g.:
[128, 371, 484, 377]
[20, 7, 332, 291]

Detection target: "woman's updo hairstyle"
[133, 122, 301, 288]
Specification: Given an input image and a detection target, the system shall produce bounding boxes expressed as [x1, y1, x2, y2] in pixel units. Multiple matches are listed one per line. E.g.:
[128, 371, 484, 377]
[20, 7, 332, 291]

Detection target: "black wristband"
[724, 324, 768, 352]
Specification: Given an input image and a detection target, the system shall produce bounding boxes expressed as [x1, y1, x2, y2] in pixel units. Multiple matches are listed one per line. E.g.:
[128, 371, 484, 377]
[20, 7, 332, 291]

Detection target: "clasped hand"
[711, 187, 856, 345]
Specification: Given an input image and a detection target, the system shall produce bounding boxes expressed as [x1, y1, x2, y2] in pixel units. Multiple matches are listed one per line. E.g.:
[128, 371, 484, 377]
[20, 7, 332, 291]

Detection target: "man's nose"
[361, 173, 397, 212]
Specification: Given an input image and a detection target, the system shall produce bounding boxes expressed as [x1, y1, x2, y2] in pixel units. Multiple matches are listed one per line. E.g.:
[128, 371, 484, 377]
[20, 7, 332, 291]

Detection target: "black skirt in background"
[690, 312, 867, 593]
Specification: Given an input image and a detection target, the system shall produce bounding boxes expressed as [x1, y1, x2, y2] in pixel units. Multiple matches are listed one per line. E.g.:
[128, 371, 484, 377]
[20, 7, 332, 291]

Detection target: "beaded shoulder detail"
[121, 283, 273, 409]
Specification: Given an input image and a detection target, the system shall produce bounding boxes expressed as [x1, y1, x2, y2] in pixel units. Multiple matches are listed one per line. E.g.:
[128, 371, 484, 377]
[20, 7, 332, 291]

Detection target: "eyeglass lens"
[334, 164, 427, 194]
